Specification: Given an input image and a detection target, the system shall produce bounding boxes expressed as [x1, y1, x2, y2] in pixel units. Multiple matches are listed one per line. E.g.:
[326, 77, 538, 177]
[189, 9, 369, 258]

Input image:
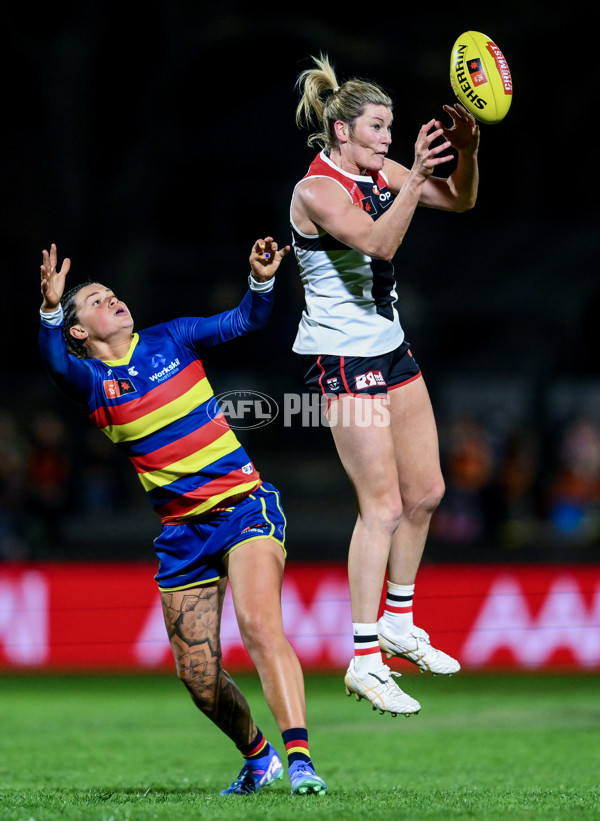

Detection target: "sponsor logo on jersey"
[377, 189, 392, 209]
[149, 358, 181, 382]
[103, 378, 137, 399]
[359, 195, 375, 214]
[359, 192, 392, 215]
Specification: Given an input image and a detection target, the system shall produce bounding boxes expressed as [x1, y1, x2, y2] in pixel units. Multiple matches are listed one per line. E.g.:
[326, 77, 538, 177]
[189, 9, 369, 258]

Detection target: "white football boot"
[378, 623, 461, 675]
[344, 659, 421, 717]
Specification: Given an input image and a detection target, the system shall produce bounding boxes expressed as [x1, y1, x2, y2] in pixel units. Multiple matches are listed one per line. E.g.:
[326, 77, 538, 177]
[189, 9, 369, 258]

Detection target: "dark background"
[2, 3, 599, 564]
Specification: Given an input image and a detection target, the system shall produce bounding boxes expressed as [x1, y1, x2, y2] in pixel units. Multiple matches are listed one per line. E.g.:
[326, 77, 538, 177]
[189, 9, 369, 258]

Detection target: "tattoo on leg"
[161, 584, 256, 747]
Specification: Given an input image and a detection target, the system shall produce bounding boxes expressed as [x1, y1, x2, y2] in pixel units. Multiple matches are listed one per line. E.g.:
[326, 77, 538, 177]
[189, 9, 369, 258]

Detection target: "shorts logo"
[103, 378, 136, 398]
[241, 462, 255, 475]
[326, 377, 340, 391]
[355, 370, 386, 390]
[241, 522, 269, 534]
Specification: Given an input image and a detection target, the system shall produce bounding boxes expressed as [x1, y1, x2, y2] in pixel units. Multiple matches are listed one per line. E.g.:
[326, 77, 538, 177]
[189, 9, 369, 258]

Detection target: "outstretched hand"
[41, 243, 71, 311]
[436, 103, 480, 155]
[412, 120, 454, 180]
[249, 237, 291, 282]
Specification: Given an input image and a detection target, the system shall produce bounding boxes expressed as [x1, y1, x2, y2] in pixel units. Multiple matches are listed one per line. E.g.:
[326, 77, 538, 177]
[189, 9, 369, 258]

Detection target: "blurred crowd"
[2, 402, 600, 562]
[0, 406, 132, 561]
[431, 412, 600, 554]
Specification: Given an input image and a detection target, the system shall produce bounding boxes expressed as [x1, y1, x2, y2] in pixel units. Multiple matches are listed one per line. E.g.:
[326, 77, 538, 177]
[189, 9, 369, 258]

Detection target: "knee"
[176, 656, 221, 710]
[237, 610, 280, 658]
[177, 660, 199, 690]
[383, 498, 404, 533]
[404, 478, 446, 520]
[359, 493, 404, 535]
[430, 477, 446, 510]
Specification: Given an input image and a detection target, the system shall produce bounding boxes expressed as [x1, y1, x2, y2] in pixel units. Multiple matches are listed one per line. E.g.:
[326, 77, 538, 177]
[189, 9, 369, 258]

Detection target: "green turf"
[1, 671, 599, 820]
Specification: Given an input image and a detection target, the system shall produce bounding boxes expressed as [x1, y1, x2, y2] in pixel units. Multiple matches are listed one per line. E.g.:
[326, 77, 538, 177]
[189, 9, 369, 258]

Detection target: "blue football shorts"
[153, 482, 286, 592]
[299, 339, 422, 397]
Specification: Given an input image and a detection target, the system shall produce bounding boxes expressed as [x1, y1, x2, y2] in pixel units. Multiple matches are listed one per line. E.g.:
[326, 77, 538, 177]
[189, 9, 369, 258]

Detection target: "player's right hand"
[249, 236, 291, 282]
[412, 119, 453, 179]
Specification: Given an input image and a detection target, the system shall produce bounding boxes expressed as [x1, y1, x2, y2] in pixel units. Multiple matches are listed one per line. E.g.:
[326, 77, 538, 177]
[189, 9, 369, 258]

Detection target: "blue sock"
[238, 727, 269, 763]
[282, 727, 312, 770]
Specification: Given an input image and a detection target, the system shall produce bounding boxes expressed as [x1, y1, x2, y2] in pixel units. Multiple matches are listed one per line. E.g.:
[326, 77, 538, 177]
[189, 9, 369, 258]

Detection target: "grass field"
[1, 670, 599, 820]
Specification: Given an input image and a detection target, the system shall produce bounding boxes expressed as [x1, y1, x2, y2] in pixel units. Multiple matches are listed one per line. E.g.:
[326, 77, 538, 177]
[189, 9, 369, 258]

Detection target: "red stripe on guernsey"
[285, 739, 309, 752]
[158, 471, 261, 522]
[90, 360, 206, 429]
[305, 152, 387, 205]
[128, 414, 227, 474]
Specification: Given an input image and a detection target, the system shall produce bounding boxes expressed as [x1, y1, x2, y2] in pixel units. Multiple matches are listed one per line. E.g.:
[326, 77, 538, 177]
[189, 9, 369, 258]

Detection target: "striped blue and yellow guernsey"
[90, 322, 261, 522]
[40, 302, 269, 523]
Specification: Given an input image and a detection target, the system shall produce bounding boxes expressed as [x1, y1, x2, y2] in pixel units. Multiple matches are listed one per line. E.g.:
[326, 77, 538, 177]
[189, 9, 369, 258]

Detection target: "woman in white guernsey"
[291, 53, 480, 716]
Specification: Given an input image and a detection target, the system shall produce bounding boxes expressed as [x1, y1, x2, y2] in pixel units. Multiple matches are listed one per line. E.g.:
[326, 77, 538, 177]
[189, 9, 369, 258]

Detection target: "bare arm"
[385, 104, 479, 211]
[417, 104, 480, 211]
[294, 119, 454, 260]
[294, 106, 479, 260]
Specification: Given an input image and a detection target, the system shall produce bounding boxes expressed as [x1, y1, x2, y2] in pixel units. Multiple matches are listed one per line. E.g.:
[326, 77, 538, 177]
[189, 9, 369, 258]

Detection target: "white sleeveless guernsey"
[291, 150, 404, 357]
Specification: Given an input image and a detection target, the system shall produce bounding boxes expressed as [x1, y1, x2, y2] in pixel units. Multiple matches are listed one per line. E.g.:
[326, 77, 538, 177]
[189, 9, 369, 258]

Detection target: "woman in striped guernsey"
[291, 54, 480, 717]
[38, 238, 326, 796]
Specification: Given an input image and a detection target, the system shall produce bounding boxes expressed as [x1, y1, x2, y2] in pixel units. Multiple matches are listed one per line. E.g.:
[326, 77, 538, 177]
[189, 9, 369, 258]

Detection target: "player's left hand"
[40, 243, 71, 310]
[436, 104, 480, 155]
[249, 237, 291, 282]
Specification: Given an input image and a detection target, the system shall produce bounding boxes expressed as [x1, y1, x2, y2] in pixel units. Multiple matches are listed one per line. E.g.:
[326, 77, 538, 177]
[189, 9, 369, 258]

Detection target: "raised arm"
[39, 245, 94, 402]
[418, 103, 480, 211]
[383, 104, 479, 213]
[184, 236, 291, 348]
[294, 105, 479, 261]
[249, 236, 291, 282]
[294, 119, 455, 261]
[40, 243, 71, 312]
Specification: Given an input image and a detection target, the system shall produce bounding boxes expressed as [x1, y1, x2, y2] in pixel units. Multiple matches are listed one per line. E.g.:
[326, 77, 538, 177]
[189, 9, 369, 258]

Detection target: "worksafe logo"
[208, 390, 279, 430]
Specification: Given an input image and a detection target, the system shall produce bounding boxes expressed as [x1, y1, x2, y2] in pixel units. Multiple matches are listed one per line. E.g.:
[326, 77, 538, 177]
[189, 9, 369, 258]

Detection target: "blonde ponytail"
[295, 53, 393, 151]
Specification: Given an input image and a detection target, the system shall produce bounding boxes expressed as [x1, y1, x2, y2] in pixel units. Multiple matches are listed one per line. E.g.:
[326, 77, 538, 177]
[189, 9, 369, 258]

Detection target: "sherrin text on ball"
[450, 31, 512, 124]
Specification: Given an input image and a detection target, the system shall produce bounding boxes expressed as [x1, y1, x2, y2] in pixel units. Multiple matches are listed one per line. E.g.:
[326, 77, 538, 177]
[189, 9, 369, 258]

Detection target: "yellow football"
[450, 31, 513, 124]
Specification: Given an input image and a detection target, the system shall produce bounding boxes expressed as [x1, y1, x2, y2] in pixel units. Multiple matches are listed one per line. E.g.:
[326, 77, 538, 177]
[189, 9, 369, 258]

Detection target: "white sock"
[352, 622, 382, 672]
[380, 582, 415, 635]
